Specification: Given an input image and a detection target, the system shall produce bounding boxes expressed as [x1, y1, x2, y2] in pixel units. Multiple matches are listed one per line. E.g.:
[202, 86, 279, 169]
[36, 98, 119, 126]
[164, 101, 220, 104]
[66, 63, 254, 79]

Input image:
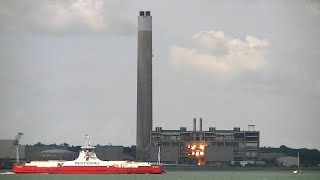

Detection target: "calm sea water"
[1, 170, 320, 180]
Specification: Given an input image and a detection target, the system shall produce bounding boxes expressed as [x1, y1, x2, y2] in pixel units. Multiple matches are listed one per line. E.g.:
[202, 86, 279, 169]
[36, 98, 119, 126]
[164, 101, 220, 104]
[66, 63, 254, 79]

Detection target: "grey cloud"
[0, 0, 135, 35]
[170, 31, 269, 74]
[308, 0, 320, 15]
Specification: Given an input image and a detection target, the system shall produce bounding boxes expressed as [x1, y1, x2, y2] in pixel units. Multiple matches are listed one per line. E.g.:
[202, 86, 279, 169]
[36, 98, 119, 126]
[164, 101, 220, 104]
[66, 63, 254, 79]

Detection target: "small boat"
[13, 135, 163, 174]
[293, 152, 300, 174]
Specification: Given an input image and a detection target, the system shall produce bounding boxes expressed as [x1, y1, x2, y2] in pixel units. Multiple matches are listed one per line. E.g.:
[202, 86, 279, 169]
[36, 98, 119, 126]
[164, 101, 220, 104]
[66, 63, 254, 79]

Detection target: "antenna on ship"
[84, 134, 91, 146]
[85, 135, 89, 144]
[157, 146, 161, 165]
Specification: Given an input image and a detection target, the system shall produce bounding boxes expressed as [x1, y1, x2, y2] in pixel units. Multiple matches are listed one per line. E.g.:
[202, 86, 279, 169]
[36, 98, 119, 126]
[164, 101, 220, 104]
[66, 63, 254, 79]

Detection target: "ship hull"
[13, 165, 163, 174]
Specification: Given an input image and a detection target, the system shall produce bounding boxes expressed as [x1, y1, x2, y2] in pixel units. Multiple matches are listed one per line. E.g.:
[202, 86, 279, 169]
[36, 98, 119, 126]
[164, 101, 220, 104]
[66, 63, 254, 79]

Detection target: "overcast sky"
[0, 0, 319, 149]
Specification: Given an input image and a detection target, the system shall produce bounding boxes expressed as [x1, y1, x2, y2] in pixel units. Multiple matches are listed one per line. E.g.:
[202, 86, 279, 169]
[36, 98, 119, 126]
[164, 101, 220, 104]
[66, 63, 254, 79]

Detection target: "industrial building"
[0, 140, 25, 160]
[0, 139, 25, 168]
[25, 145, 73, 161]
[150, 118, 260, 165]
[0, 133, 25, 168]
[34, 149, 77, 161]
[95, 146, 123, 161]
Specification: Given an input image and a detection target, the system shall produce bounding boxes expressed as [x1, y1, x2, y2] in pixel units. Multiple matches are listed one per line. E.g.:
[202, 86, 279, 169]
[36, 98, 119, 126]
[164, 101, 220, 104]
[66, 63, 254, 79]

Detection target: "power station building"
[150, 119, 260, 165]
[136, 11, 153, 161]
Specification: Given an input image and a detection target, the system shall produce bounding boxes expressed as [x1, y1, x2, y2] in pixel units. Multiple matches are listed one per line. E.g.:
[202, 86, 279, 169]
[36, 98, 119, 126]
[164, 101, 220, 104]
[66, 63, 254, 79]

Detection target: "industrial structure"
[0, 140, 25, 164]
[25, 145, 74, 161]
[0, 133, 25, 168]
[136, 10, 153, 161]
[25, 145, 123, 161]
[150, 119, 260, 165]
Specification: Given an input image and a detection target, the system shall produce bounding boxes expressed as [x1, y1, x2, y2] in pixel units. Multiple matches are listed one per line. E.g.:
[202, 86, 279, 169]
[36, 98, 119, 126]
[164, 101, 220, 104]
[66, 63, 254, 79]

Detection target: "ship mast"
[157, 146, 161, 165]
[298, 151, 300, 170]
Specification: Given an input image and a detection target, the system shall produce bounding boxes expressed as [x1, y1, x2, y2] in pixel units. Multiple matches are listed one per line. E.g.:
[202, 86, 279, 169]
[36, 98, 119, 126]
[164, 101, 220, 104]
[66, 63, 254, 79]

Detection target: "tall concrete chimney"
[200, 118, 203, 131]
[193, 118, 197, 131]
[136, 11, 152, 161]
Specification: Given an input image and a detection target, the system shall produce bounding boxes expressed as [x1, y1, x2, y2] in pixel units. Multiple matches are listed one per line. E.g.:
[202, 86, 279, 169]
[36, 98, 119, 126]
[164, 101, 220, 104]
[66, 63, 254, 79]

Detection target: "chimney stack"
[136, 11, 152, 161]
[193, 118, 196, 131]
[200, 118, 203, 131]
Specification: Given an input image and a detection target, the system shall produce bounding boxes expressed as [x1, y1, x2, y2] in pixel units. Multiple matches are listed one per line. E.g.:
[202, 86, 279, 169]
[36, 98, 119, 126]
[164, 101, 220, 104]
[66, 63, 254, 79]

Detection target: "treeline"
[261, 145, 320, 166]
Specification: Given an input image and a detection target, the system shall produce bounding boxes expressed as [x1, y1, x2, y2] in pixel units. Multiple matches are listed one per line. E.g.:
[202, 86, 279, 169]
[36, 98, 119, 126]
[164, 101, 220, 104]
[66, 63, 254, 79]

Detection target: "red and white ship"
[13, 136, 163, 174]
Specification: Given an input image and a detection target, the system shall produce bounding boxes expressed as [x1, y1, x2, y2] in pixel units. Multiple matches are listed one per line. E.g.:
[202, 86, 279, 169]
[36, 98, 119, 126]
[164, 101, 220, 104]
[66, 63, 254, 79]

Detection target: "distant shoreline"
[162, 166, 320, 171]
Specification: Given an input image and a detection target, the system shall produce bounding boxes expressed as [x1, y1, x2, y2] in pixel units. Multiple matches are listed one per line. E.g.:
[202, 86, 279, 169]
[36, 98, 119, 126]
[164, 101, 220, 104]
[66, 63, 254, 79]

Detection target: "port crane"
[0, 132, 24, 167]
[13, 132, 24, 165]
